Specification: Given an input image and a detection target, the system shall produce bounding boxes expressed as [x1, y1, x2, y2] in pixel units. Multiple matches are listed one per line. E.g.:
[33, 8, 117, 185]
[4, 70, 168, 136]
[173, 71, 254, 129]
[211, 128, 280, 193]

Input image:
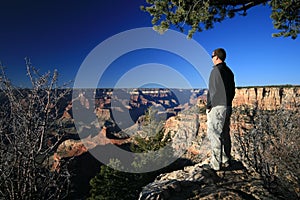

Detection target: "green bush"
[89, 159, 150, 200]
[88, 106, 174, 199]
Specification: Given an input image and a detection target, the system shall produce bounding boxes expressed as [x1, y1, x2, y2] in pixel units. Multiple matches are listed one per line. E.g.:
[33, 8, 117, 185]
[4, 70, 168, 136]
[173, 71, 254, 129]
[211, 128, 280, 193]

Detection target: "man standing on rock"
[206, 48, 235, 170]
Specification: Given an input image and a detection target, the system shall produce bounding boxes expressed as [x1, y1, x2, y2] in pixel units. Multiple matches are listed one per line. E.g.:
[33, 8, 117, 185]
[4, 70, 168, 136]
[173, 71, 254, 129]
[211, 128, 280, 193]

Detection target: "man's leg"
[207, 106, 228, 170]
[222, 107, 232, 161]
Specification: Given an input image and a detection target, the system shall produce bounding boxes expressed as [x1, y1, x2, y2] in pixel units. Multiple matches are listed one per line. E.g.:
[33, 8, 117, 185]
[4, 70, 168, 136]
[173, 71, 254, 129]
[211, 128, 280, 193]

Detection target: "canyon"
[49, 86, 299, 199]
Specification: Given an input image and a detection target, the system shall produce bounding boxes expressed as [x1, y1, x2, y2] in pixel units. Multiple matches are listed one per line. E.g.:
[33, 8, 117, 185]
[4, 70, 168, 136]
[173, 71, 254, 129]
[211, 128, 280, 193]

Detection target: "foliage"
[270, 0, 300, 39]
[88, 159, 154, 200]
[88, 106, 174, 199]
[141, 0, 300, 39]
[131, 106, 170, 152]
[234, 106, 300, 199]
[0, 59, 72, 199]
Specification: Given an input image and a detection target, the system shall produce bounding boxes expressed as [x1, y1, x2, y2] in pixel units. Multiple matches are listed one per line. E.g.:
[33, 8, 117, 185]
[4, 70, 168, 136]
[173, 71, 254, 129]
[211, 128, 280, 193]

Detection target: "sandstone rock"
[47, 127, 130, 172]
[164, 113, 199, 157]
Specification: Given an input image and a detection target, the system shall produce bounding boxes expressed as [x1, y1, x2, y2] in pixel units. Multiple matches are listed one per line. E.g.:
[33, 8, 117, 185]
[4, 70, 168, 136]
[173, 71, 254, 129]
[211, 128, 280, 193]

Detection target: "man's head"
[212, 48, 226, 65]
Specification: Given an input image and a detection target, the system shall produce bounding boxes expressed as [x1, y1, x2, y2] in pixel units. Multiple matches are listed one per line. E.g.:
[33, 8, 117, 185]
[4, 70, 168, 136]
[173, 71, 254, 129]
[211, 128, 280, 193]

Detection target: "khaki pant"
[207, 105, 232, 170]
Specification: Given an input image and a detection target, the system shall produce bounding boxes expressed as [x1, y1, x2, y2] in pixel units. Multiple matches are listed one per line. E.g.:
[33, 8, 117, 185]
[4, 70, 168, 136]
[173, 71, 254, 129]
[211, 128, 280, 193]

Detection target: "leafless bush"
[0, 59, 72, 200]
[234, 106, 300, 199]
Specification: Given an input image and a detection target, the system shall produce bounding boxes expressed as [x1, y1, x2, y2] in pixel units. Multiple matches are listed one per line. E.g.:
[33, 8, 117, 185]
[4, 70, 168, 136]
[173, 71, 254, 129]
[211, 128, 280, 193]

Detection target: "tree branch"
[211, 0, 268, 7]
[229, 0, 268, 13]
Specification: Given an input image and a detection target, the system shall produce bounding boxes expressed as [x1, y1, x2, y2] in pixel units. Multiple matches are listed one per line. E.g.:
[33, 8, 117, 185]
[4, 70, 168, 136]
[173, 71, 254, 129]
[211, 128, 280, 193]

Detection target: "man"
[206, 48, 235, 170]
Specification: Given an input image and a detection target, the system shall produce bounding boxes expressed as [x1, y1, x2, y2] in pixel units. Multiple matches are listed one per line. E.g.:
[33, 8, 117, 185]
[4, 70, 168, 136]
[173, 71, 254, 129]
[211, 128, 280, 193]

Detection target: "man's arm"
[206, 68, 217, 112]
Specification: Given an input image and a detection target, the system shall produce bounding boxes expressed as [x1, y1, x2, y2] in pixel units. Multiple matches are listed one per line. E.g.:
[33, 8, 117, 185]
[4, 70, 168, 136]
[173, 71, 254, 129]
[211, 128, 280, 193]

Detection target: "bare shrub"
[234, 106, 300, 199]
[0, 59, 72, 199]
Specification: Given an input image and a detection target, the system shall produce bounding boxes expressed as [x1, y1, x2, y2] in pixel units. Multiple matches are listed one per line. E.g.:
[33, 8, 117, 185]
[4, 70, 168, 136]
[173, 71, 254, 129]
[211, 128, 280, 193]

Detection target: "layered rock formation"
[232, 86, 299, 110]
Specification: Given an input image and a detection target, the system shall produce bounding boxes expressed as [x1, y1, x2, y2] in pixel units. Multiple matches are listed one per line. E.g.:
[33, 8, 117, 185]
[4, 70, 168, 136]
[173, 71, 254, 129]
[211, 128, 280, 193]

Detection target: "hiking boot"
[202, 164, 212, 170]
[202, 163, 220, 171]
[220, 161, 231, 170]
[202, 160, 231, 171]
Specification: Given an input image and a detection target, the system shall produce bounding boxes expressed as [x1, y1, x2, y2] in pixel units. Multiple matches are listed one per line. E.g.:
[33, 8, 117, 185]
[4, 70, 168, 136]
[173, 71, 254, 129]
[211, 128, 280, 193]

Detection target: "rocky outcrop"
[139, 162, 278, 200]
[163, 113, 199, 157]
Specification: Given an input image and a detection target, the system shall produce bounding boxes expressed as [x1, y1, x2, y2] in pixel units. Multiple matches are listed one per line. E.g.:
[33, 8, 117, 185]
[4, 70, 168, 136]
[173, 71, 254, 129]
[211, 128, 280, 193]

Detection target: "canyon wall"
[232, 86, 299, 110]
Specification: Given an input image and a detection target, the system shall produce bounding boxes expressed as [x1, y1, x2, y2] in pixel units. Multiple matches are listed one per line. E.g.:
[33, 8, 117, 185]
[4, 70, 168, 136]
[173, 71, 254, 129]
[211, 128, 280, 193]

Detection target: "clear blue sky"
[0, 0, 299, 88]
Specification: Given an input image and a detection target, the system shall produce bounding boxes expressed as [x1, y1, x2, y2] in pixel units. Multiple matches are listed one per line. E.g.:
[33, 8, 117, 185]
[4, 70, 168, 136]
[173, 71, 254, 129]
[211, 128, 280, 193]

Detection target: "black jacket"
[207, 62, 235, 109]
